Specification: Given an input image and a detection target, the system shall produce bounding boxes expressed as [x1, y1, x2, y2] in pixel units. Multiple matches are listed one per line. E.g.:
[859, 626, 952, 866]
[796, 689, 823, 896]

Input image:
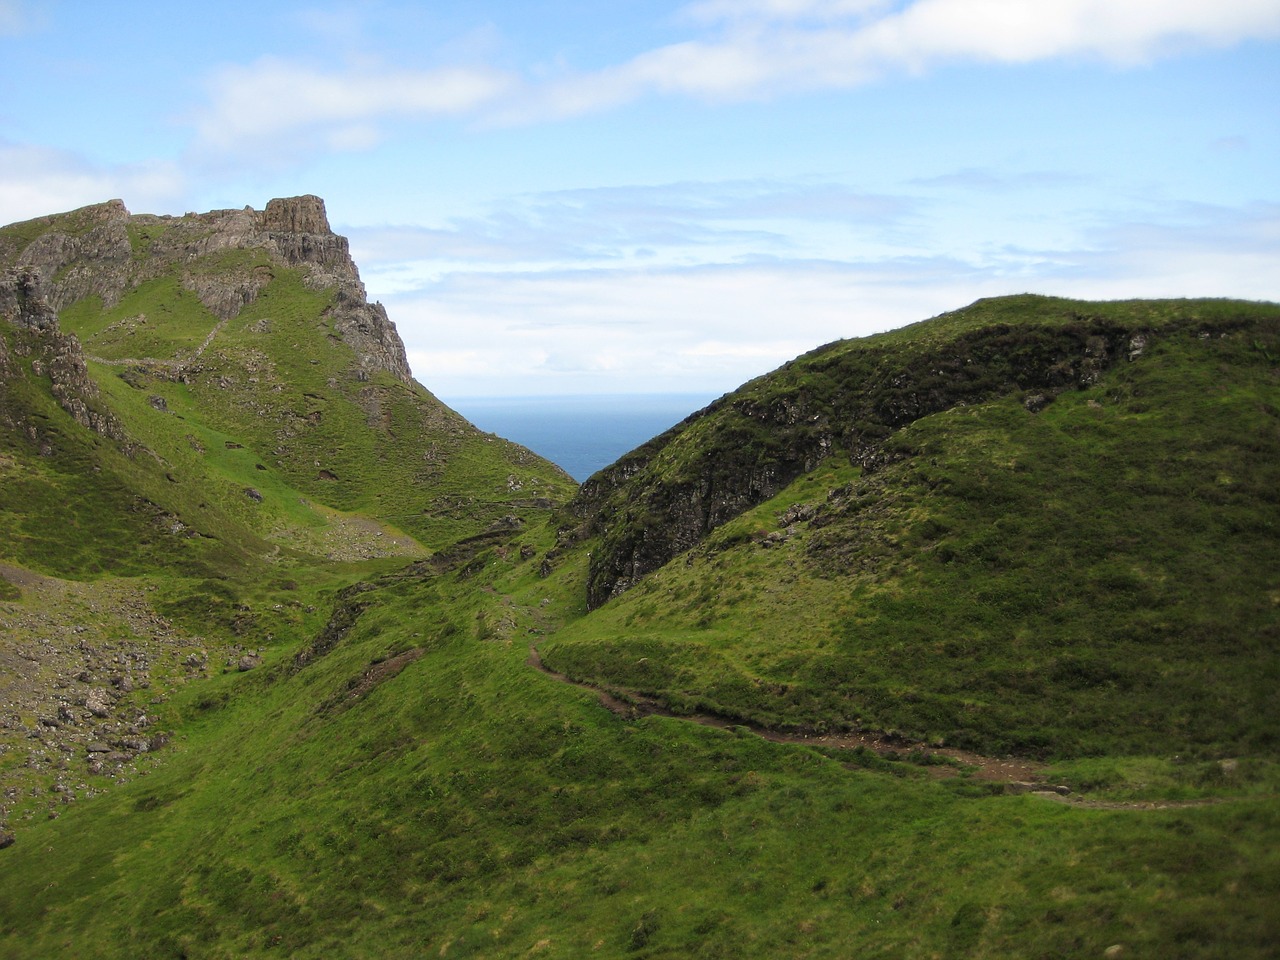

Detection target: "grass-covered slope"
[4, 248, 1280, 959]
[545, 296, 1280, 759]
[0, 199, 574, 849]
[1, 200, 575, 562]
[2, 532, 1278, 959]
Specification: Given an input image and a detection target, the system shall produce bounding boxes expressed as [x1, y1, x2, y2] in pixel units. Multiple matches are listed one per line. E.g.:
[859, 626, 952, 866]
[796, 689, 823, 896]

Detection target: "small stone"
[1023, 393, 1050, 413]
[1104, 946, 1125, 958]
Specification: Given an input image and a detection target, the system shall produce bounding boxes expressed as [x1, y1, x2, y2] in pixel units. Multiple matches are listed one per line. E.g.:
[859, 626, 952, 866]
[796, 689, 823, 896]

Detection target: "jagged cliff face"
[0, 268, 125, 446]
[1, 195, 411, 384]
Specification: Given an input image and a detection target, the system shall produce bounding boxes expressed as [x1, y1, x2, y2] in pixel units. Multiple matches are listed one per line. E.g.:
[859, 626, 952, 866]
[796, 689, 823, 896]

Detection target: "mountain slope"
[1, 197, 575, 565]
[2, 519, 1278, 959]
[0, 198, 574, 845]
[545, 295, 1280, 758]
[2, 196, 1278, 959]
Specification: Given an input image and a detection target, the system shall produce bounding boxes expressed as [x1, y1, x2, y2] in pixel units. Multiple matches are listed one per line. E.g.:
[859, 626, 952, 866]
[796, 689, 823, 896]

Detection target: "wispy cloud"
[192, 57, 514, 161]
[910, 168, 1091, 192]
[378, 195, 1280, 395]
[681, 1, 894, 24]
[347, 178, 916, 281]
[507, 0, 1280, 120]
[0, 142, 184, 224]
[186, 1, 1280, 148]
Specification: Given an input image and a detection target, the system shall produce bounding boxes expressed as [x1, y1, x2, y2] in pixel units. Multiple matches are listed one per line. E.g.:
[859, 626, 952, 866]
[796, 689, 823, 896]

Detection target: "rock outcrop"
[5, 200, 133, 312]
[564, 310, 1152, 608]
[0, 268, 125, 442]
[1, 196, 414, 385]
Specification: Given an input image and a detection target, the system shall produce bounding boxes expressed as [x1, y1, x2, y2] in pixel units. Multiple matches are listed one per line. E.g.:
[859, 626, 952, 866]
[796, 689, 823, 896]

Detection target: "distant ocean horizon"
[446, 393, 719, 483]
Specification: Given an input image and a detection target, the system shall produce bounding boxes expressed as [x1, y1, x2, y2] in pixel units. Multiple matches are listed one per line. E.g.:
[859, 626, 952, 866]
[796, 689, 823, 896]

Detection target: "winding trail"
[527, 645, 1042, 784]
[527, 645, 1235, 810]
[85, 317, 231, 371]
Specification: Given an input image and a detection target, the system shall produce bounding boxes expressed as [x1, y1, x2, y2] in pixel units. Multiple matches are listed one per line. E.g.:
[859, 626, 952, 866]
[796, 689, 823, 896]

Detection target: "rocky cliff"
[1, 195, 412, 384]
[0, 268, 125, 445]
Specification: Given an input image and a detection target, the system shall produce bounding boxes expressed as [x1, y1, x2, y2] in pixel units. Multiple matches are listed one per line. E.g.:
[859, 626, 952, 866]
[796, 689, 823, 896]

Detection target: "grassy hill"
[545, 296, 1280, 759]
[2, 201, 1278, 958]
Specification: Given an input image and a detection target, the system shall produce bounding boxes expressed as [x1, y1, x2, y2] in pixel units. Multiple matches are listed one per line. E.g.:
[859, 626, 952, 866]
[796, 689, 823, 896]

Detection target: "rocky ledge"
[2, 195, 413, 385]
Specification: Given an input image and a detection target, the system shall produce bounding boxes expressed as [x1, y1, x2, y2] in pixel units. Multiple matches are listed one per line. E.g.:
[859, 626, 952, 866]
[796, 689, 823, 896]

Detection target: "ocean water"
[447, 393, 718, 483]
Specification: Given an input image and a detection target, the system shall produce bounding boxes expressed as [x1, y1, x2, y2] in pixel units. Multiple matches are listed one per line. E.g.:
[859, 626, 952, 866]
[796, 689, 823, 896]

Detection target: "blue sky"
[2, 0, 1278, 397]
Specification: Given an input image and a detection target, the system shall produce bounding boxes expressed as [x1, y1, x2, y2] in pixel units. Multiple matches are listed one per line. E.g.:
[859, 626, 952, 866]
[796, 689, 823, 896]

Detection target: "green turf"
[3, 202, 1278, 957]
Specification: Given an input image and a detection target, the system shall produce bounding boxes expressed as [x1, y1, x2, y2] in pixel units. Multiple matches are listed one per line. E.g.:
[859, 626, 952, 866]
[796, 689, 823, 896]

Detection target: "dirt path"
[527, 645, 1046, 784]
[526, 645, 1240, 811]
[85, 316, 231, 371]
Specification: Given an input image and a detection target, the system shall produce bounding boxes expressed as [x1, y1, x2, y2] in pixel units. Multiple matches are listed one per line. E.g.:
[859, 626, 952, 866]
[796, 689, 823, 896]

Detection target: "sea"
[446, 393, 719, 483]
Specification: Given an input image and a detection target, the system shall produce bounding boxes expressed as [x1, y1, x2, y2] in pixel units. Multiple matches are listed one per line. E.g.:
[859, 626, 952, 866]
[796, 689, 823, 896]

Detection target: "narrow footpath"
[527, 645, 1232, 810]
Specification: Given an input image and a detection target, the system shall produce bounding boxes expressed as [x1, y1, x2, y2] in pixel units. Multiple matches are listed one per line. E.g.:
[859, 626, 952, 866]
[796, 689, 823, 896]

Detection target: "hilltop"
[1, 199, 1278, 958]
[0, 197, 573, 840]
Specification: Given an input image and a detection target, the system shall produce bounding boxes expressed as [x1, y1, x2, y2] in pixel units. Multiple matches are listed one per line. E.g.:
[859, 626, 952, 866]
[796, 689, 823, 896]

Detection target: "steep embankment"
[544, 296, 1280, 758]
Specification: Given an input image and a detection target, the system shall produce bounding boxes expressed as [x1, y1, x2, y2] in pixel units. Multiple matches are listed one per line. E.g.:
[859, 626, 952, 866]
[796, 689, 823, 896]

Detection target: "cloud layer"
[189, 0, 1280, 155]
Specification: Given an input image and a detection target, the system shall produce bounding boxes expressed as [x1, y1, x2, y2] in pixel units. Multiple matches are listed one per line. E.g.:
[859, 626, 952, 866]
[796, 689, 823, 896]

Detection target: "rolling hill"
[1, 199, 1277, 958]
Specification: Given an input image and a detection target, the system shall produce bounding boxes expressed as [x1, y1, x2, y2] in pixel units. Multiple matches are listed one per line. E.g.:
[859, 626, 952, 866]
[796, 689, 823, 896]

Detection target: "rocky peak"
[1, 196, 414, 386]
[263, 195, 332, 235]
[258, 195, 410, 382]
[260, 194, 358, 285]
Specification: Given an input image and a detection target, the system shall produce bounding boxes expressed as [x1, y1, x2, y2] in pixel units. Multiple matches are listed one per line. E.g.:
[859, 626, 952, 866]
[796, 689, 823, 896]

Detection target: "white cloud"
[374, 196, 1280, 396]
[514, 0, 1280, 118]
[345, 178, 915, 281]
[193, 57, 514, 161]
[0, 143, 185, 224]
[384, 262, 975, 395]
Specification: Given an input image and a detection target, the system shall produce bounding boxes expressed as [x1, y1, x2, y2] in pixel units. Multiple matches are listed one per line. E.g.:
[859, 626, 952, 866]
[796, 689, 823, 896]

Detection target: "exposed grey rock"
[4, 196, 414, 386]
[1023, 393, 1050, 413]
[0, 269, 127, 442]
[10, 200, 133, 311]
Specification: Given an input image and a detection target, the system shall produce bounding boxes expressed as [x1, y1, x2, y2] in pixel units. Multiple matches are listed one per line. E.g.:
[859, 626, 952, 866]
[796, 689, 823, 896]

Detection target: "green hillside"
[546, 296, 1280, 759]
[2, 201, 1278, 958]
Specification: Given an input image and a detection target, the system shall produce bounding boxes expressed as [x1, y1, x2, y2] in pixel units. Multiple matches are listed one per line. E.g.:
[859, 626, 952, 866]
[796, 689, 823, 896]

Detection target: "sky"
[2, 0, 1278, 398]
